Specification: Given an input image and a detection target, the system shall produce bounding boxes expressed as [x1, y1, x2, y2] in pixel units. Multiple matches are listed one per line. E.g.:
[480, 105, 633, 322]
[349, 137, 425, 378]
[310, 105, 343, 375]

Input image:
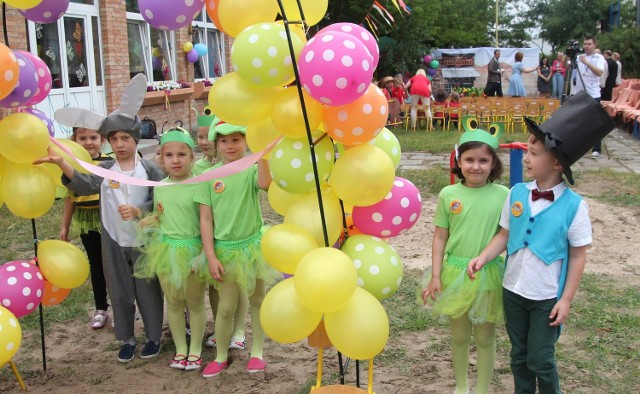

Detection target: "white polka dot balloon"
[352, 177, 422, 238]
[341, 235, 403, 300]
[19, 50, 52, 106]
[316, 22, 379, 69]
[232, 22, 305, 87]
[18, 0, 69, 24]
[0, 260, 45, 318]
[0, 43, 19, 102]
[0, 50, 39, 109]
[367, 127, 402, 169]
[299, 31, 374, 106]
[0, 306, 22, 368]
[138, 0, 205, 31]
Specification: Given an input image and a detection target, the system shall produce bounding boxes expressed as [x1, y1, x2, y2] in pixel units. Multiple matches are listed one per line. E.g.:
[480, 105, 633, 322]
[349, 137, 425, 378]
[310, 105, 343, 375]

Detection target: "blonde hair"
[612, 52, 620, 61]
[416, 69, 427, 77]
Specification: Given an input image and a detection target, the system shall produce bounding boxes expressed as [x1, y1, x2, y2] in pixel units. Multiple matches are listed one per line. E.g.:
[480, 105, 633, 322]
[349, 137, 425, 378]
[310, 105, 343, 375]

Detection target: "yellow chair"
[414, 103, 431, 131]
[431, 104, 447, 130]
[477, 105, 492, 128]
[510, 105, 525, 133]
[446, 107, 462, 131]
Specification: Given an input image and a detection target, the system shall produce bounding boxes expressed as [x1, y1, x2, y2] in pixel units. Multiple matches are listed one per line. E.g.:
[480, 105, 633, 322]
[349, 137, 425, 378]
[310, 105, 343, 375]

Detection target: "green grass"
[392, 127, 529, 153]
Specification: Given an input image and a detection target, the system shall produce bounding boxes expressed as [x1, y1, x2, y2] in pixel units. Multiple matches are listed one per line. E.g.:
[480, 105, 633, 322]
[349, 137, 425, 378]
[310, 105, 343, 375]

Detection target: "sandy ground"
[2, 183, 639, 394]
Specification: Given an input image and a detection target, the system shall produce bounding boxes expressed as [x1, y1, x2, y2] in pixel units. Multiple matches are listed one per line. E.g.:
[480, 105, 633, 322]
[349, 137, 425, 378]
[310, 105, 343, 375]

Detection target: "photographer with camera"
[569, 35, 605, 158]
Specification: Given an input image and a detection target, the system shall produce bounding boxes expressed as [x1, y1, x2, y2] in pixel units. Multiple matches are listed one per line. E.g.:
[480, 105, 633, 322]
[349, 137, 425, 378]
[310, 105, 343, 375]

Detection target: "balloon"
[294, 247, 357, 313]
[299, 31, 374, 106]
[0, 260, 45, 318]
[50, 138, 94, 174]
[217, 0, 279, 38]
[284, 187, 343, 247]
[205, 0, 225, 34]
[427, 67, 436, 76]
[365, 127, 401, 169]
[246, 117, 280, 160]
[318, 23, 379, 69]
[267, 181, 303, 216]
[341, 235, 403, 300]
[3, 0, 43, 9]
[182, 41, 194, 53]
[38, 240, 89, 289]
[0, 113, 49, 163]
[260, 278, 322, 343]
[40, 163, 63, 186]
[328, 145, 395, 206]
[352, 177, 422, 238]
[274, 21, 307, 45]
[262, 224, 319, 274]
[186, 48, 199, 64]
[323, 83, 388, 145]
[1, 162, 55, 219]
[18, 51, 52, 106]
[22, 108, 55, 137]
[232, 22, 303, 88]
[325, 287, 389, 360]
[138, 0, 205, 31]
[281, 0, 328, 27]
[208, 72, 279, 125]
[423, 55, 432, 64]
[269, 135, 334, 194]
[430, 60, 440, 69]
[0, 50, 39, 108]
[41, 280, 71, 306]
[194, 43, 208, 56]
[271, 88, 323, 139]
[17, 0, 69, 23]
[0, 43, 19, 101]
[0, 306, 21, 369]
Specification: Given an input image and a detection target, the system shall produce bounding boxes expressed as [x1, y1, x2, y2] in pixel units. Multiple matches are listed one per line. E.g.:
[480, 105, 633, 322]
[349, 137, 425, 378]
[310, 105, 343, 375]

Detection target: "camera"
[565, 40, 583, 59]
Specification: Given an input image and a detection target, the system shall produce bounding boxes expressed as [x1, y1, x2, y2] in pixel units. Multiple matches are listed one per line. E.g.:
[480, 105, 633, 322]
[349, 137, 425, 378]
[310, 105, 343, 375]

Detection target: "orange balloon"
[205, 0, 226, 34]
[0, 43, 19, 101]
[41, 280, 71, 306]
[323, 83, 389, 145]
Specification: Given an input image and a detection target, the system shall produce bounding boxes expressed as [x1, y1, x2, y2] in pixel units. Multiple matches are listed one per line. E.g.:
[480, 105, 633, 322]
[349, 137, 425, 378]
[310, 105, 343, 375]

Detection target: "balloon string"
[31, 218, 47, 371]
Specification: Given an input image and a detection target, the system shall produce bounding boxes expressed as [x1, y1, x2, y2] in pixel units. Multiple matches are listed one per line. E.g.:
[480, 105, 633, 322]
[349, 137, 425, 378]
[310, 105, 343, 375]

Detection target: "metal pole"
[495, 0, 499, 47]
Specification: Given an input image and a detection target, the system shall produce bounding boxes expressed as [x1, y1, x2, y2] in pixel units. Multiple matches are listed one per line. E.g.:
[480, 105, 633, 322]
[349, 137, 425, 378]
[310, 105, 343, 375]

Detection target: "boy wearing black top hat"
[467, 92, 615, 393]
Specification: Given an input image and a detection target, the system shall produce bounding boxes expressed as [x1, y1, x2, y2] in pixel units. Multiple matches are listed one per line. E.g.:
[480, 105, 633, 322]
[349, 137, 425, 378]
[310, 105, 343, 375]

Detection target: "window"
[126, 10, 176, 83]
[192, 7, 226, 80]
[34, 22, 63, 89]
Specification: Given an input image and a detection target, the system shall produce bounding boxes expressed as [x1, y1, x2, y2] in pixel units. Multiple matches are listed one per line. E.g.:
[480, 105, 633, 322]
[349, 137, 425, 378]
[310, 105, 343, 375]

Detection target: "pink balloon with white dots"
[352, 177, 423, 238]
[0, 260, 45, 318]
[316, 22, 379, 69]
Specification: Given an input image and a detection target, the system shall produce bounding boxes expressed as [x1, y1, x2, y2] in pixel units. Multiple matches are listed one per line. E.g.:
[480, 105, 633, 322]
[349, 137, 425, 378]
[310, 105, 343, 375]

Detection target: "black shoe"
[117, 343, 136, 363]
[140, 341, 161, 359]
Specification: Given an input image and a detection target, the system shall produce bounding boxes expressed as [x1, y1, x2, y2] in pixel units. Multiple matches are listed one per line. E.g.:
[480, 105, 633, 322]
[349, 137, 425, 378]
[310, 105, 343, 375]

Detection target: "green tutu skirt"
[212, 226, 275, 296]
[422, 254, 504, 324]
[72, 207, 101, 234]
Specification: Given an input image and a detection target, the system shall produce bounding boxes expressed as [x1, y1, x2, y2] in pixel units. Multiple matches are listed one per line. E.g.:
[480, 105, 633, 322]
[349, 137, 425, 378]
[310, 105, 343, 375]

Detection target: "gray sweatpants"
[102, 229, 163, 343]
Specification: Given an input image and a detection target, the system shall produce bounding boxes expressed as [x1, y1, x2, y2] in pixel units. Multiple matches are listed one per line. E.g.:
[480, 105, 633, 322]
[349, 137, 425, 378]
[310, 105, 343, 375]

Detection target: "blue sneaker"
[140, 341, 161, 359]
[117, 343, 136, 363]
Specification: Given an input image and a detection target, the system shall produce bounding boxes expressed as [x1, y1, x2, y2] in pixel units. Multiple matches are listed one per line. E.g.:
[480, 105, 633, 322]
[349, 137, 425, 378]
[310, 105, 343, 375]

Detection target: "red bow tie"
[532, 189, 555, 202]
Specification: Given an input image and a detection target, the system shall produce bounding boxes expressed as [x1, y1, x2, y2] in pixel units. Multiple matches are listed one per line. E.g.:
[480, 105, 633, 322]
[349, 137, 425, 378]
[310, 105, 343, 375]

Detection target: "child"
[60, 127, 111, 329]
[467, 93, 615, 393]
[192, 107, 218, 176]
[447, 92, 462, 128]
[196, 121, 272, 378]
[37, 75, 166, 363]
[422, 119, 508, 394]
[135, 128, 208, 371]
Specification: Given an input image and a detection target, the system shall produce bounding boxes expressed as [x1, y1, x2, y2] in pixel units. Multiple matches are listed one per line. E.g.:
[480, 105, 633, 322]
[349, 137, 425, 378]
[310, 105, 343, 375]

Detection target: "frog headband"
[160, 126, 195, 149]
[459, 116, 504, 149]
[208, 120, 247, 142]
[193, 105, 218, 129]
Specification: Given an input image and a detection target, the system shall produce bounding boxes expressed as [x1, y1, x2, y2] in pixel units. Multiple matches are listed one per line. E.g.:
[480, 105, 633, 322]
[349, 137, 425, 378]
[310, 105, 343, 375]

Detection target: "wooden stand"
[142, 87, 194, 107]
[6, 360, 26, 391]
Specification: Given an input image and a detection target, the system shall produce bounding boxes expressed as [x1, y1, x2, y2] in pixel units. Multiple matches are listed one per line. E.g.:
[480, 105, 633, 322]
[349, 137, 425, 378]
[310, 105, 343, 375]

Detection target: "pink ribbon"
[49, 137, 279, 187]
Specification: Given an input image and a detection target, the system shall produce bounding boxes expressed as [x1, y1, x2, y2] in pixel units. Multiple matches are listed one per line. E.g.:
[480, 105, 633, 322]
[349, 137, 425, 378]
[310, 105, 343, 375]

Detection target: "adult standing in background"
[550, 52, 566, 99]
[506, 52, 538, 97]
[404, 69, 432, 129]
[537, 56, 552, 98]
[612, 52, 622, 86]
[485, 49, 503, 97]
[601, 50, 618, 101]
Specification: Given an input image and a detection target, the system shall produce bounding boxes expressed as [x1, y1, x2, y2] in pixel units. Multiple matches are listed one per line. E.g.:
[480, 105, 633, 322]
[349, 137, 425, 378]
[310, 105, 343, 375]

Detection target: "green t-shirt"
[193, 163, 263, 241]
[192, 157, 213, 176]
[434, 182, 509, 259]
[154, 176, 201, 240]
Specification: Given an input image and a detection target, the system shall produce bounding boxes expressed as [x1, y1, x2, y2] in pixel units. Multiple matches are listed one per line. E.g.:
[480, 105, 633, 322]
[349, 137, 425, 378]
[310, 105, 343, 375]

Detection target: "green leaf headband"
[160, 126, 195, 149]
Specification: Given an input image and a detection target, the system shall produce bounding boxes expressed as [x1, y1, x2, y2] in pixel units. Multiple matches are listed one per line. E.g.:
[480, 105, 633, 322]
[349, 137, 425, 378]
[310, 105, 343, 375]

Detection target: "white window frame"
[192, 7, 226, 82]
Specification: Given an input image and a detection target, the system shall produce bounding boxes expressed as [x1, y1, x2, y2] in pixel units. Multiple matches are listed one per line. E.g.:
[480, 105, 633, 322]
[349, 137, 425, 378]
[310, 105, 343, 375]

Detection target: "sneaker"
[140, 341, 161, 359]
[184, 355, 202, 371]
[591, 151, 601, 158]
[229, 336, 246, 350]
[205, 334, 216, 348]
[202, 360, 228, 378]
[91, 310, 108, 329]
[246, 357, 266, 373]
[170, 354, 187, 370]
[117, 343, 136, 363]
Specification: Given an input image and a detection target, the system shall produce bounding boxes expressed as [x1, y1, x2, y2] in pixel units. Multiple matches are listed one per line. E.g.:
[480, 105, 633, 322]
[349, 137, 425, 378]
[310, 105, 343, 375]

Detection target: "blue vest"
[507, 183, 582, 298]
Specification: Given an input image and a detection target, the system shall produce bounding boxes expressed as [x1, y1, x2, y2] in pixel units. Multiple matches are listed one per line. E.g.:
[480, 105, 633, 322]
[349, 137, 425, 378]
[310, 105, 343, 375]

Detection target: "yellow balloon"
[1, 162, 55, 219]
[328, 145, 395, 206]
[271, 88, 323, 138]
[50, 138, 93, 174]
[218, 0, 279, 37]
[3, 0, 43, 9]
[325, 287, 389, 360]
[260, 278, 322, 344]
[0, 113, 49, 164]
[281, 0, 328, 26]
[40, 163, 64, 187]
[182, 41, 194, 53]
[262, 223, 319, 274]
[267, 181, 303, 216]
[363, 127, 402, 169]
[284, 187, 343, 247]
[246, 117, 281, 160]
[0, 306, 22, 368]
[294, 247, 357, 313]
[38, 240, 90, 289]
[274, 21, 307, 44]
[209, 72, 279, 125]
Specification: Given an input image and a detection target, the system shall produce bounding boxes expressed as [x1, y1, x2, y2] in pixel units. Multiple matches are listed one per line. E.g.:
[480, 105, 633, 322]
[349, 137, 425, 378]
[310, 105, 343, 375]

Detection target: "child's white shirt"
[499, 181, 592, 300]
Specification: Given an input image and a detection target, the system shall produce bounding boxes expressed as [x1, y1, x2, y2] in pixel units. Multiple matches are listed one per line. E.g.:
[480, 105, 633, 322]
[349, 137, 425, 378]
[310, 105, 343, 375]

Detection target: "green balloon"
[367, 127, 401, 169]
[429, 59, 439, 69]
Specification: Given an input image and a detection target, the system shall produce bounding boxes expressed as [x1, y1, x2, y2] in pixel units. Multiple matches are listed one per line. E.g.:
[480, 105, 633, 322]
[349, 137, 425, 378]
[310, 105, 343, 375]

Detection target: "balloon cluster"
[183, 42, 209, 64]
[423, 54, 440, 81]
[0, 242, 90, 366]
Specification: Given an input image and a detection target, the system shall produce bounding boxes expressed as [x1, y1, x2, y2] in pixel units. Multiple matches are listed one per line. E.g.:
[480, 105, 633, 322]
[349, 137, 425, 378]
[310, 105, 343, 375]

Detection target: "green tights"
[209, 285, 248, 340]
[450, 315, 496, 394]
[164, 274, 207, 358]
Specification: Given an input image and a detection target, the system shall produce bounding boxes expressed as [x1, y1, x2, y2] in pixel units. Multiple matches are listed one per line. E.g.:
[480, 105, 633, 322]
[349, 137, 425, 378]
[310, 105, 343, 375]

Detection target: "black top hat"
[524, 91, 616, 185]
